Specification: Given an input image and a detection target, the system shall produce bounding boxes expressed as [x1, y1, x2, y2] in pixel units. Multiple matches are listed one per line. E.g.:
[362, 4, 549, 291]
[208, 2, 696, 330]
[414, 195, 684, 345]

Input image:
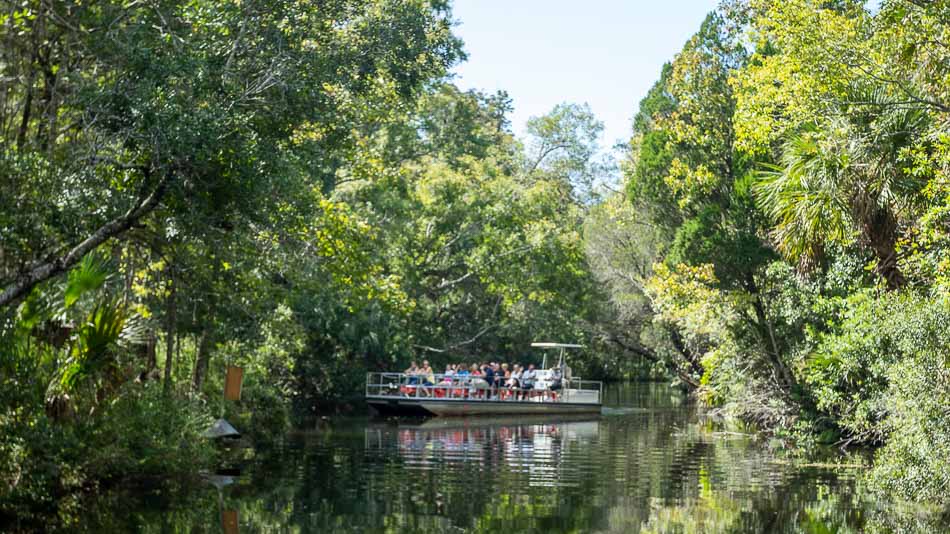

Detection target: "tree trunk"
[192, 324, 214, 392]
[16, 73, 33, 150]
[36, 54, 55, 151]
[163, 282, 176, 394]
[745, 272, 797, 392]
[668, 327, 704, 378]
[864, 208, 904, 290]
[136, 334, 157, 379]
[15, 12, 39, 150]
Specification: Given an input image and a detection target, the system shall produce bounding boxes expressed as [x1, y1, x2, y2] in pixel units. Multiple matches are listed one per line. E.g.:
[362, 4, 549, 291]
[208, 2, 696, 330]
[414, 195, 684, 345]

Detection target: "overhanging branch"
[0, 174, 169, 309]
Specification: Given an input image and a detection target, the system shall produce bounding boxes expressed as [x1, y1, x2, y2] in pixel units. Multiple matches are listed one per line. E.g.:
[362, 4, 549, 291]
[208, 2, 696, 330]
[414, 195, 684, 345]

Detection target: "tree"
[326, 90, 609, 368]
[625, 63, 681, 228]
[622, 12, 796, 394]
[735, 0, 935, 288]
[584, 193, 702, 386]
[734, 0, 950, 156]
[524, 103, 611, 205]
[755, 91, 929, 288]
[383, 83, 514, 167]
[0, 0, 463, 309]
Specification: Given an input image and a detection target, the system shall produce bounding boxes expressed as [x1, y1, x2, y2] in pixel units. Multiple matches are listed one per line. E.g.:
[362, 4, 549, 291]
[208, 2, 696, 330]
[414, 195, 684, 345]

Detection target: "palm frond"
[64, 252, 113, 309]
[754, 130, 853, 266]
[52, 298, 131, 394]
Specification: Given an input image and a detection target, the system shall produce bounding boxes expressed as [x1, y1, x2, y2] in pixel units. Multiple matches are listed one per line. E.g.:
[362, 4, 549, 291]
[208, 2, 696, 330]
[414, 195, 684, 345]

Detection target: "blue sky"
[451, 0, 719, 148]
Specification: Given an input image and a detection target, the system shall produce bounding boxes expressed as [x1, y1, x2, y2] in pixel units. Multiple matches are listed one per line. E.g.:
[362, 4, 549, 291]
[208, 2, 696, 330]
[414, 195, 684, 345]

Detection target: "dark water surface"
[81, 383, 948, 533]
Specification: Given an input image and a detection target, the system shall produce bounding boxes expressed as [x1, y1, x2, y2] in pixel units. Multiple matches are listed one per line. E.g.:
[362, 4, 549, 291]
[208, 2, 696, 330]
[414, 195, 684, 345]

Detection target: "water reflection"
[368, 416, 600, 488]
[70, 383, 949, 533]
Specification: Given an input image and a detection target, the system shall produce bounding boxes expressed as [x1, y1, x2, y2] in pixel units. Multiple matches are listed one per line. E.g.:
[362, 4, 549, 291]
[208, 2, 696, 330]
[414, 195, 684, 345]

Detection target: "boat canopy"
[530, 342, 584, 349]
[531, 342, 582, 376]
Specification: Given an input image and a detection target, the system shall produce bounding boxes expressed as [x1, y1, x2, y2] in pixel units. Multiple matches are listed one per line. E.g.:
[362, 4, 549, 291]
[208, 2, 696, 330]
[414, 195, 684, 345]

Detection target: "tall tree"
[525, 103, 610, 205]
[623, 12, 797, 393]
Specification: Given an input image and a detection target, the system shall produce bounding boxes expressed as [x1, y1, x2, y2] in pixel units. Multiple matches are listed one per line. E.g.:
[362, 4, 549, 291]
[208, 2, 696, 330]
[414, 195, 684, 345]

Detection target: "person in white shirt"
[520, 364, 537, 399]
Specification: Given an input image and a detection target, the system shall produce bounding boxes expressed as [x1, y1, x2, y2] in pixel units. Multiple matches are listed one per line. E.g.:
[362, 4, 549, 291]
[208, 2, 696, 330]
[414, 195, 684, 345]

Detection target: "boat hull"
[367, 396, 601, 417]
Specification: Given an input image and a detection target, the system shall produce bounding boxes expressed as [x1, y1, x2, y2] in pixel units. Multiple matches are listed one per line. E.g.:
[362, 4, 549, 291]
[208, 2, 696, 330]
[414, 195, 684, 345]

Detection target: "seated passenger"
[442, 364, 455, 383]
[521, 364, 536, 393]
[507, 364, 523, 399]
[421, 360, 435, 386]
[549, 368, 562, 394]
[506, 364, 521, 388]
[405, 361, 419, 385]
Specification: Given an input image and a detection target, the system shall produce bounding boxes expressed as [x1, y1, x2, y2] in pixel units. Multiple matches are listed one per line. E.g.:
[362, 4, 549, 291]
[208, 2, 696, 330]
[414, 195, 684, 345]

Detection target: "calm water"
[79, 383, 949, 533]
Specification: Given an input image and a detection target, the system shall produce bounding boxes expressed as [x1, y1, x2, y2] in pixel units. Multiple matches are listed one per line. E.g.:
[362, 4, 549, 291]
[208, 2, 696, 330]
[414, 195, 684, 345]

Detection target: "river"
[78, 383, 948, 532]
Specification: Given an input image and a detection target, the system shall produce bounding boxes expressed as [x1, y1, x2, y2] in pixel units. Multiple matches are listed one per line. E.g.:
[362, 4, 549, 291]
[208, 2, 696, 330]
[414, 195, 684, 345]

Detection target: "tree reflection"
[67, 385, 948, 533]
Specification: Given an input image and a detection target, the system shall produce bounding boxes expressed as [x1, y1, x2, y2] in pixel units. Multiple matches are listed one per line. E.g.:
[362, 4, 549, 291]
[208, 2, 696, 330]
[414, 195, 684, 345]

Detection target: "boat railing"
[365, 372, 602, 405]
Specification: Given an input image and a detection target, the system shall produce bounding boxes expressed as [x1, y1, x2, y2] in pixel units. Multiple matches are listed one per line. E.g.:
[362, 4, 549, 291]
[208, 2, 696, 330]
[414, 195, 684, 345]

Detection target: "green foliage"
[582, 194, 677, 380]
[802, 291, 941, 445]
[755, 91, 929, 286]
[621, 9, 794, 410]
[625, 64, 681, 227]
[805, 290, 950, 503]
[388, 83, 515, 167]
[57, 300, 132, 392]
[64, 254, 112, 310]
[524, 102, 607, 202]
[7, 0, 950, 516]
[80, 382, 216, 481]
[0, 0, 474, 519]
[870, 345, 950, 503]
[660, 12, 746, 209]
[0, 358, 214, 524]
[615, 0, 950, 505]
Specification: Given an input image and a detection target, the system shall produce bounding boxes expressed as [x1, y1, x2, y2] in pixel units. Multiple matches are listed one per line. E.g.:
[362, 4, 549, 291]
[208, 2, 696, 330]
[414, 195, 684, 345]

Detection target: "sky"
[451, 0, 719, 149]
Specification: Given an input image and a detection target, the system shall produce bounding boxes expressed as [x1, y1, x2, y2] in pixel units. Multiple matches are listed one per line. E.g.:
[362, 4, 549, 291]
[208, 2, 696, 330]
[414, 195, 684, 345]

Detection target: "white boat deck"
[365, 372, 603, 416]
[366, 343, 600, 416]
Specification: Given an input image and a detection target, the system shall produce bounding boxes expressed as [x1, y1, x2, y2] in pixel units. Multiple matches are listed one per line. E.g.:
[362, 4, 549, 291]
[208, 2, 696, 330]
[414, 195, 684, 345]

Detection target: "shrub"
[869, 351, 950, 503]
[0, 378, 216, 525]
[81, 381, 216, 481]
[804, 292, 950, 447]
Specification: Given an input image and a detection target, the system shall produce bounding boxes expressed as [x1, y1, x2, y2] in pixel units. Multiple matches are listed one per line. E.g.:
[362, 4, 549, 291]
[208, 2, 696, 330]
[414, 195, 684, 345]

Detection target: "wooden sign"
[221, 509, 239, 534]
[224, 366, 244, 401]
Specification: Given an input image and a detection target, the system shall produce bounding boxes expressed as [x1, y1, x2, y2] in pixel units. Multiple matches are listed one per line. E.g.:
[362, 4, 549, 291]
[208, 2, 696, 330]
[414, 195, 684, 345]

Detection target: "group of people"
[403, 359, 561, 399]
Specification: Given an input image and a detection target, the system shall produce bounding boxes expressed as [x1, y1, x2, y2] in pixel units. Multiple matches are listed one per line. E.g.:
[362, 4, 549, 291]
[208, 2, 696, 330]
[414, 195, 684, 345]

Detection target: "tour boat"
[365, 343, 603, 416]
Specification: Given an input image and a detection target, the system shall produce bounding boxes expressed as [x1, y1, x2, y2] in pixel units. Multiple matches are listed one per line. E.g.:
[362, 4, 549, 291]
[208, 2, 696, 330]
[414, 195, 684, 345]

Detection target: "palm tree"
[12, 251, 146, 417]
[755, 88, 929, 289]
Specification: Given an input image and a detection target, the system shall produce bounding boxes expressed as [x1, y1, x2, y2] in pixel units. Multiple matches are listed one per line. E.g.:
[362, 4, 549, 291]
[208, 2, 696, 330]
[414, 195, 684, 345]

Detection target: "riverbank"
[0, 382, 218, 530]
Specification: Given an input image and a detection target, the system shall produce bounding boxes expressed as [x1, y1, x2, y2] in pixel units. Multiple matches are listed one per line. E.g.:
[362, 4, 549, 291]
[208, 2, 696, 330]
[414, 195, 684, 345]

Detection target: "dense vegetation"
[610, 0, 950, 505]
[1, 0, 949, 524]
